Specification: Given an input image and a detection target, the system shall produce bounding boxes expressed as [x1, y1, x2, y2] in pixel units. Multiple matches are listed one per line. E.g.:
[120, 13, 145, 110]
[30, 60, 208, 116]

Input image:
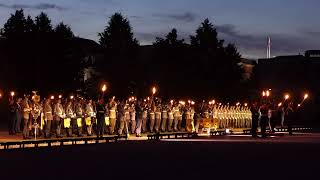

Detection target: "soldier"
[167, 102, 174, 132]
[130, 103, 136, 134]
[54, 99, 65, 138]
[149, 102, 156, 133]
[173, 103, 180, 132]
[109, 98, 117, 135]
[154, 103, 162, 133]
[85, 99, 95, 136]
[21, 95, 32, 138]
[251, 102, 259, 137]
[161, 102, 168, 132]
[142, 102, 148, 133]
[43, 99, 53, 138]
[96, 98, 106, 138]
[15, 97, 23, 134]
[117, 101, 127, 135]
[259, 102, 269, 138]
[135, 100, 143, 137]
[75, 99, 84, 137]
[65, 101, 75, 137]
[185, 105, 192, 132]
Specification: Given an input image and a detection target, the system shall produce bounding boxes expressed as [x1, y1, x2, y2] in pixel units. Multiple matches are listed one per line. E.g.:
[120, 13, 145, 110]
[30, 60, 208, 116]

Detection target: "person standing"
[21, 96, 31, 138]
[43, 99, 53, 138]
[96, 98, 106, 138]
[117, 101, 126, 135]
[85, 99, 95, 136]
[161, 103, 168, 132]
[251, 102, 259, 137]
[167, 103, 174, 132]
[155, 103, 162, 133]
[8, 98, 17, 135]
[135, 100, 143, 137]
[54, 99, 65, 138]
[75, 99, 84, 137]
[15, 98, 23, 134]
[185, 105, 192, 132]
[142, 102, 148, 133]
[129, 103, 136, 134]
[259, 103, 269, 138]
[65, 101, 75, 137]
[285, 102, 295, 136]
[149, 102, 156, 133]
[109, 98, 117, 135]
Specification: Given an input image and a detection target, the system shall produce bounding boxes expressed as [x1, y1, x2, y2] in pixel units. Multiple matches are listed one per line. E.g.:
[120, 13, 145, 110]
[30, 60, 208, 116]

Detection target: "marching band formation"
[8, 92, 252, 139]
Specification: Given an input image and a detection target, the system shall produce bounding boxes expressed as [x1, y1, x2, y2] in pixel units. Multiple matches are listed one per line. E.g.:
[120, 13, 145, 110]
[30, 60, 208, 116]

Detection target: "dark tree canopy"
[98, 13, 138, 49]
[0, 9, 26, 39]
[154, 28, 185, 48]
[35, 12, 53, 33]
[54, 22, 74, 39]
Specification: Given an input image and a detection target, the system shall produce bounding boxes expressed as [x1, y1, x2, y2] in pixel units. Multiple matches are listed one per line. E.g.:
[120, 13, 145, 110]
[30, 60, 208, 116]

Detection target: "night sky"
[1, 0, 320, 59]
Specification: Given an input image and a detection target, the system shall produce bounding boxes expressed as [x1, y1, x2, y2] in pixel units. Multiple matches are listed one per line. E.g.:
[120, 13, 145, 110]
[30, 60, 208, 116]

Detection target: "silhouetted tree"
[0, 9, 26, 39]
[98, 13, 138, 49]
[35, 12, 53, 33]
[25, 15, 36, 33]
[54, 22, 74, 39]
[154, 28, 185, 48]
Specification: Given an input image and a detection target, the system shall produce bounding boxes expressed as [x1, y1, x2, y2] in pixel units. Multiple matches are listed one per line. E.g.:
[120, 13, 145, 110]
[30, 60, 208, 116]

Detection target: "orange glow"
[10, 91, 15, 97]
[304, 94, 309, 100]
[102, 84, 107, 92]
[278, 102, 282, 107]
[59, 95, 62, 99]
[70, 96, 74, 99]
[152, 87, 156, 95]
[244, 103, 248, 107]
[51, 96, 55, 100]
[285, 94, 290, 100]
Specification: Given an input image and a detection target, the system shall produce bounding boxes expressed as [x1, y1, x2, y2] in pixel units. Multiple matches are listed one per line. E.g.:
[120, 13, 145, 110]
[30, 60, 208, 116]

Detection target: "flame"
[102, 84, 107, 92]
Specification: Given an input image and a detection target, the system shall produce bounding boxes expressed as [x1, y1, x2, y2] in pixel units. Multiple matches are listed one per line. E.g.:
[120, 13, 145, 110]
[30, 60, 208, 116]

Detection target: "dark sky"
[1, 0, 320, 59]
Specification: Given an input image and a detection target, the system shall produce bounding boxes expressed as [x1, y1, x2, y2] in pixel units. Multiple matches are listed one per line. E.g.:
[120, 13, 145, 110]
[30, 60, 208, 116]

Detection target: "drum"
[64, 118, 71, 128]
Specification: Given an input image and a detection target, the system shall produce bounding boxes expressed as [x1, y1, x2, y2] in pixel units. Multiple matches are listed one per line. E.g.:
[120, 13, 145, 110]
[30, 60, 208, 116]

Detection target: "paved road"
[0, 134, 319, 180]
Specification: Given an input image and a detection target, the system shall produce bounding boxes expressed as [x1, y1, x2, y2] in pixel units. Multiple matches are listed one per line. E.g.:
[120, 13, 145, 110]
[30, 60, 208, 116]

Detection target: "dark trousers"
[260, 116, 268, 137]
[251, 116, 258, 137]
[22, 118, 30, 138]
[96, 117, 104, 137]
[8, 113, 17, 134]
[54, 120, 62, 137]
[45, 120, 52, 138]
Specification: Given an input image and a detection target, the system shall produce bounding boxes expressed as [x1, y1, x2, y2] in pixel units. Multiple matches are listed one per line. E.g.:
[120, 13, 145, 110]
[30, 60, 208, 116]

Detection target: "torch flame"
[10, 91, 15, 97]
[102, 84, 107, 92]
[304, 94, 309, 100]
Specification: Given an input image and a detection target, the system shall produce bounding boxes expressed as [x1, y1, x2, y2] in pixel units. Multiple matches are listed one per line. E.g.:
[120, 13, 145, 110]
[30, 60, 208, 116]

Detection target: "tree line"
[0, 9, 249, 102]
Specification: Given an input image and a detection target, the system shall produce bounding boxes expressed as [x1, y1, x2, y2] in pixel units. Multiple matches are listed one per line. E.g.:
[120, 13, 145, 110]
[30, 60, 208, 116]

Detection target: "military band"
[11, 92, 290, 140]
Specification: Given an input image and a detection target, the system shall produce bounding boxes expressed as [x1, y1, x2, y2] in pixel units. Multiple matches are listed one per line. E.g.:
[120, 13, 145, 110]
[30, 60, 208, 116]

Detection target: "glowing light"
[262, 91, 266, 97]
[212, 100, 215, 104]
[102, 84, 107, 92]
[179, 101, 185, 105]
[236, 102, 240, 106]
[191, 101, 195, 105]
[152, 87, 156, 95]
[304, 94, 309, 100]
[285, 94, 290, 100]
[144, 99, 147, 102]
[278, 102, 282, 107]
[112, 96, 115, 100]
[209, 102, 212, 105]
[226, 129, 230, 134]
[147, 97, 150, 101]
[59, 95, 62, 99]
[170, 100, 174, 104]
[70, 96, 74, 99]
[244, 103, 248, 107]
[0, 93, 2, 98]
[10, 91, 15, 97]
[298, 104, 301, 107]
[50, 96, 55, 100]
[266, 90, 270, 97]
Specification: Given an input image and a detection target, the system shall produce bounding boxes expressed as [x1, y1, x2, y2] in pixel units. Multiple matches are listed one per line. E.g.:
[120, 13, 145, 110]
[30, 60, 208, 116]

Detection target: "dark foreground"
[0, 135, 319, 180]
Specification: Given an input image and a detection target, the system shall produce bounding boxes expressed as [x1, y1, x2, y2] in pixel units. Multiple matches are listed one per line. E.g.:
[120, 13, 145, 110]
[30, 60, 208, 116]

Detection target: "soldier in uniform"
[15, 97, 23, 134]
[21, 95, 32, 138]
[75, 99, 84, 137]
[154, 102, 162, 133]
[130, 103, 136, 134]
[161, 102, 168, 132]
[167, 102, 174, 132]
[43, 98, 53, 138]
[185, 105, 192, 132]
[251, 102, 259, 137]
[142, 102, 148, 133]
[259, 102, 269, 138]
[96, 98, 106, 138]
[117, 101, 127, 135]
[109, 98, 117, 135]
[149, 102, 156, 133]
[54, 99, 65, 138]
[85, 99, 95, 136]
[65, 101, 75, 137]
[135, 100, 143, 137]
[173, 103, 180, 132]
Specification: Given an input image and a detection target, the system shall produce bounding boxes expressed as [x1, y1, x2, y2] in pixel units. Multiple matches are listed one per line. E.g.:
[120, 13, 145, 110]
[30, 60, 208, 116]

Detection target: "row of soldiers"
[8, 94, 252, 139]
